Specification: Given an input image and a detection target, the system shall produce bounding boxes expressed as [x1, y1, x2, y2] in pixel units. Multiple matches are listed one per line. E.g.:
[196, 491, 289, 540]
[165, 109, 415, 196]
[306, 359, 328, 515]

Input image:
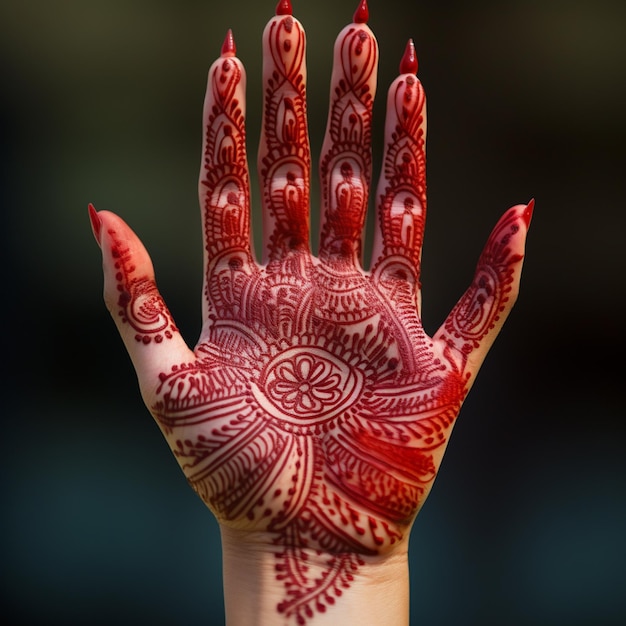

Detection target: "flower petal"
[296, 355, 313, 379]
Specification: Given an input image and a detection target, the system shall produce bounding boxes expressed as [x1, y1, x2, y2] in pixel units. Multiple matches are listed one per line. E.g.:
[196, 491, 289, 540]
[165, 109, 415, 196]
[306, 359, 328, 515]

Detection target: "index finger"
[318, 1, 378, 267]
[199, 31, 254, 323]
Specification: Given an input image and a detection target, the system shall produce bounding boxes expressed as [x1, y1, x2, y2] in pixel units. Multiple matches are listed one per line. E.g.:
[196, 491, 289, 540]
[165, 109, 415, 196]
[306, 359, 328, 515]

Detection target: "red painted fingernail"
[522, 198, 535, 227]
[221, 29, 236, 56]
[400, 39, 418, 75]
[88, 203, 102, 247]
[276, 0, 292, 16]
[354, 0, 369, 24]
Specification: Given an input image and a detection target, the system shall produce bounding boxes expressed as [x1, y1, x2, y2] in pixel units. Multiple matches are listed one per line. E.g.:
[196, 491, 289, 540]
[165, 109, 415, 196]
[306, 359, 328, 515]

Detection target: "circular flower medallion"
[252, 347, 364, 429]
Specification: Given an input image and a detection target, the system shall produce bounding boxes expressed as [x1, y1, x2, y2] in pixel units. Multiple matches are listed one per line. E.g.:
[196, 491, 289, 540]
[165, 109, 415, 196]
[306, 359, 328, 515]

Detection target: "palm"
[90, 2, 531, 622]
[154, 257, 460, 548]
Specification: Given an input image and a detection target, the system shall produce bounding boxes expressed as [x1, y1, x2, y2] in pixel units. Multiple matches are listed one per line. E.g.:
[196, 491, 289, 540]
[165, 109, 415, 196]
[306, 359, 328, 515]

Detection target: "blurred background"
[1, 0, 625, 624]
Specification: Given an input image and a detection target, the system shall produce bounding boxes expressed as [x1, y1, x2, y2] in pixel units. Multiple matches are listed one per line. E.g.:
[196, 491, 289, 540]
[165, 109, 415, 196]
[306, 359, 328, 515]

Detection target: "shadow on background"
[1, 0, 625, 624]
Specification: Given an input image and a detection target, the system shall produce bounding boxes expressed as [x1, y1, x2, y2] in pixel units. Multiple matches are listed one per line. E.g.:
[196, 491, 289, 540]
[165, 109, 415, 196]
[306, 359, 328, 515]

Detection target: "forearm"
[220, 525, 410, 626]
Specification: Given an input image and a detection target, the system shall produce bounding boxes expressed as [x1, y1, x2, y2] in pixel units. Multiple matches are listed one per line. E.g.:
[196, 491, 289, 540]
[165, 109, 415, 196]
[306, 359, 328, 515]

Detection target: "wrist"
[220, 525, 410, 626]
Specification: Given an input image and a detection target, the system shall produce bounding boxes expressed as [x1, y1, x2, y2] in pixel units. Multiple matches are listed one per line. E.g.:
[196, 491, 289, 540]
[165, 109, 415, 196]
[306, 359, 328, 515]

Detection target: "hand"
[89, 0, 532, 623]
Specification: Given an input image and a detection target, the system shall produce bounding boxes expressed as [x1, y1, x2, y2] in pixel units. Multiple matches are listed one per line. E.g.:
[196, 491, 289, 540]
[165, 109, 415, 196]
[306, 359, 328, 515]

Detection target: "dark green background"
[2, 0, 625, 624]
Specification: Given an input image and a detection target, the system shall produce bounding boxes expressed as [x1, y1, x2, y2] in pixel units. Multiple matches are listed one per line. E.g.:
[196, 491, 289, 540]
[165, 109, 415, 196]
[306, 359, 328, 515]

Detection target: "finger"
[433, 200, 534, 382]
[258, 0, 311, 264]
[89, 206, 195, 401]
[371, 41, 426, 310]
[199, 31, 255, 323]
[317, 1, 378, 266]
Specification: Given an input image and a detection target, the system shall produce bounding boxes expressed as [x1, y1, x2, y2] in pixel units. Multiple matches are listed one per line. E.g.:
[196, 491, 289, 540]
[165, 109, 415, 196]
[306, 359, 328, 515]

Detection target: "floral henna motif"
[147, 5, 473, 625]
[90, 2, 531, 625]
[262, 348, 360, 419]
[153, 287, 463, 624]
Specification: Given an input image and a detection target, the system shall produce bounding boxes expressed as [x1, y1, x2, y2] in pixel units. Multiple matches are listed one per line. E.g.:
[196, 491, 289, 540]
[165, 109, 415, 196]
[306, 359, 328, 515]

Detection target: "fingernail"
[354, 0, 369, 24]
[400, 39, 418, 75]
[276, 0, 292, 16]
[522, 198, 535, 227]
[221, 29, 236, 56]
[88, 203, 102, 247]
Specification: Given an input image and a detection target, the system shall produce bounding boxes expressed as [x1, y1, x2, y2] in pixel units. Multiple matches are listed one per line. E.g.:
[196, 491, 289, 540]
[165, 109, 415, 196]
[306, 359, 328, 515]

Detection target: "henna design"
[441, 205, 527, 351]
[147, 6, 471, 624]
[372, 39, 427, 298]
[199, 31, 256, 326]
[319, 11, 378, 263]
[105, 224, 178, 344]
[201, 39, 250, 252]
[259, 3, 311, 260]
[92, 3, 529, 624]
[153, 256, 464, 622]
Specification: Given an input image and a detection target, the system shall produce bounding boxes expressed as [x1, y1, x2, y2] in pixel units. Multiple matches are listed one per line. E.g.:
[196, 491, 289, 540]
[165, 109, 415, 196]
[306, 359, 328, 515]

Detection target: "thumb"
[88, 205, 195, 400]
[433, 200, 534, 381]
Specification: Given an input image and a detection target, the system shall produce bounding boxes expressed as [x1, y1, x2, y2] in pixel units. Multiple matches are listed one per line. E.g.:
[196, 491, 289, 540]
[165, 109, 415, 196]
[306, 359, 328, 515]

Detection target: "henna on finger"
[92, 1, 533, 624]
[318, 5, 378, 266]
[371, 39, 427, 320]
[151, 5, 472, 623]
[92, 208, 178, 345]
[435, 200, 534, 376]
[259, 0, 311, 264]
[199, 31, 256, 328]
[90, 207, 195, 395]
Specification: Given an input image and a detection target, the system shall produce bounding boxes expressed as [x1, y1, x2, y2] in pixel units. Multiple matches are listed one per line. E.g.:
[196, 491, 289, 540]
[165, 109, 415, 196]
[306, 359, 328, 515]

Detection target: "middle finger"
[318, 0, 378, 267]
[258, 0, 311, 265]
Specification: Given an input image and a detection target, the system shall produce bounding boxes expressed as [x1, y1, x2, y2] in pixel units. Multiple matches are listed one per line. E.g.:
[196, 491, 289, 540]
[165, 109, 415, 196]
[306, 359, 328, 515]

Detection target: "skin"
[89, 1, 532, 624]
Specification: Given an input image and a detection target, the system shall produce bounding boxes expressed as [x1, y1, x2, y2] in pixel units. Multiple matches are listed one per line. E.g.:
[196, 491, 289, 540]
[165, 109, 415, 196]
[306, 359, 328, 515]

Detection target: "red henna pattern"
[260, 12, 311, 259]
[319, 21, 377, 262]
[200, 47, 250, 259]
[150, 14, 470, 623]
[106, 228, 178, 344]
[442, 207, 524, 350]
[152, 257, 466, 624]
[199, 33, 256, 327]
[373, 73, 426, 279]
[141, 7, 522, 626]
